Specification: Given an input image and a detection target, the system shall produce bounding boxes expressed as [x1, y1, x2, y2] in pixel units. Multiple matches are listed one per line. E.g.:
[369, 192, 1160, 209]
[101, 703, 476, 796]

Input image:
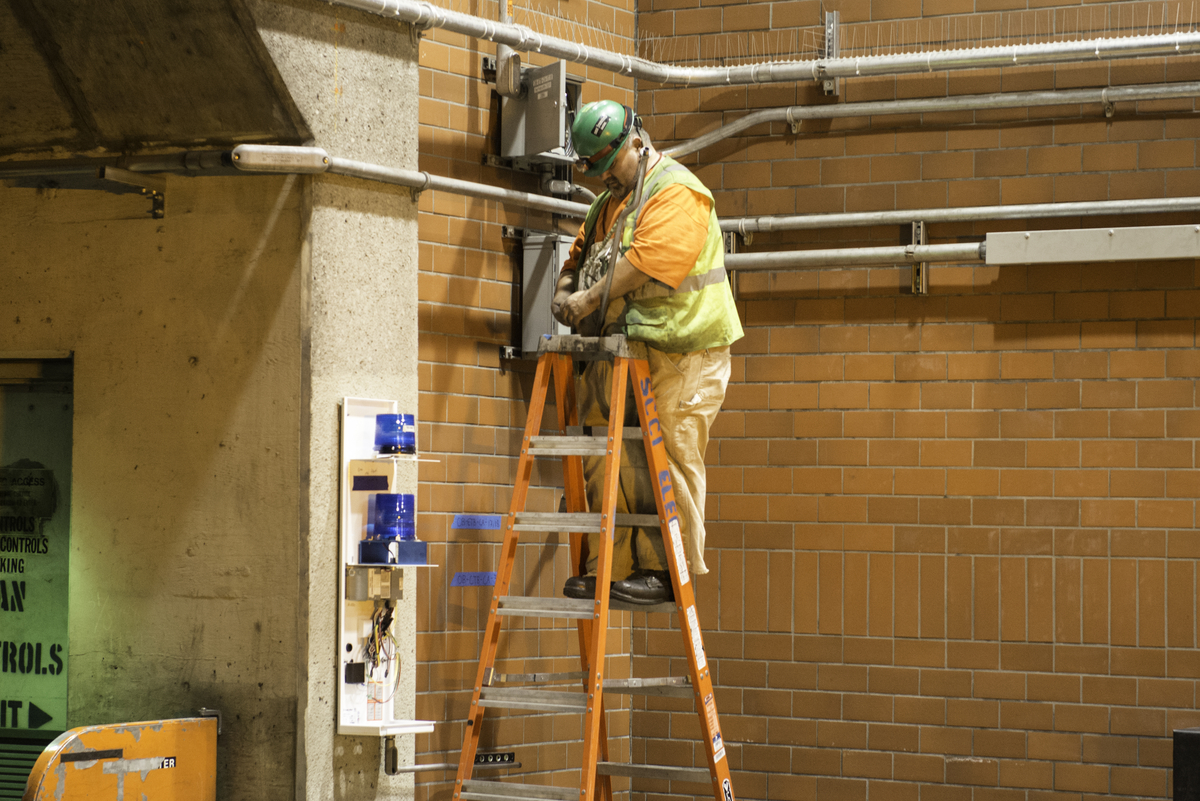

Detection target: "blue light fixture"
[374, 413, 416, 455]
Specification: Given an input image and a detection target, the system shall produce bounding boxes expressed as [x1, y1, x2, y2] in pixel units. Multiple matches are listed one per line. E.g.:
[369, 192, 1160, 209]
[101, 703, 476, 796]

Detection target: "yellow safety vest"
[580, 156, 744, 353]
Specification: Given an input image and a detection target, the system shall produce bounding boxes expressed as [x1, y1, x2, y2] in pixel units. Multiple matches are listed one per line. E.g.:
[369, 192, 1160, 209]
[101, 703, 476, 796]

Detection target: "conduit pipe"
[725, 242, 984, 271]
[666, 81, 1200, 159]
[230, 145, 590, 218]
[327, 0, 1200, 87]
[723, 196, 1200, 235]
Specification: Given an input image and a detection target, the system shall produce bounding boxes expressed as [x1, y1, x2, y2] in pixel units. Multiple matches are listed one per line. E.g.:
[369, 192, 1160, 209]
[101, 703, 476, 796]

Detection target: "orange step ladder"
[454, 334, 735, 801]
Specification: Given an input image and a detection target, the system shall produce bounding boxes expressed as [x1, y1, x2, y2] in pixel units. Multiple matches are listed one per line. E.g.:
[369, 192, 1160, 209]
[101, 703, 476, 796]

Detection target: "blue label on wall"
[451, 572, 497, 587]
[452, 515, 501, 530]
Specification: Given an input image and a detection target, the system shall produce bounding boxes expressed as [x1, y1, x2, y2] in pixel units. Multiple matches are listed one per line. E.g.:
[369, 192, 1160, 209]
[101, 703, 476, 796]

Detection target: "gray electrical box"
[522, 232, 572, 355]
[500, 61, 583, 166]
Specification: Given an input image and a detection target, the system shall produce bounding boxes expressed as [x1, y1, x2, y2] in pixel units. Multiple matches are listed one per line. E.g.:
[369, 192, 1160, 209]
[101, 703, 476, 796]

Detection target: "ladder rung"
[478, 688, 587, 713]
[512, 513, 661, 533]
[488, 669, 586, 685]
[514, 512, 601, 532]
[461, 781, 578, 801]
[596, 762, 713, 783]
[497, 597, 593, 619]
[528, 435, 608, 456]
[603, 676, 693, 697]
[609, 599, 678, 614]
[565, 426, 645, 440]
[538, 334, 648, 360]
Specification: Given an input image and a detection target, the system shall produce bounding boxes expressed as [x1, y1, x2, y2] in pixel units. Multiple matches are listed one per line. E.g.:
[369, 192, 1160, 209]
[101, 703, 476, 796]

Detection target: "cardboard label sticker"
[686, 606, 706, 671]
[668, 519, 689, 586]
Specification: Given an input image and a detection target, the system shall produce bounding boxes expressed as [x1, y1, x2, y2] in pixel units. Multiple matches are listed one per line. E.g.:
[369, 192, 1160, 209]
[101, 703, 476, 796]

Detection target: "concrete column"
[249, 3, 420, 798]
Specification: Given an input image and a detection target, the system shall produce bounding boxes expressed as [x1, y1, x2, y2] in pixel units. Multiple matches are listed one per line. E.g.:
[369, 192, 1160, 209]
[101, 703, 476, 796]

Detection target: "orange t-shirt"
[563, 179, 712, 290]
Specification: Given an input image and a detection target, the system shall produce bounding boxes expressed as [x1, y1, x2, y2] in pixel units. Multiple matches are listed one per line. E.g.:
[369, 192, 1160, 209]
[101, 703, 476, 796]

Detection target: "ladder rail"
[577, 359, 629, 801]
[455, 354, 560, 793]
[553, 353, 613, 801]
[628, 356, 736, 801]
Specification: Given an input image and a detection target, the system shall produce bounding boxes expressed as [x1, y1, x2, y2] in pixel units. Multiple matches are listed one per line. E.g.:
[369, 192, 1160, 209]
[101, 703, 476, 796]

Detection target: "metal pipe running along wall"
[665, 81, 1200, 159]
[725, 243, 984, 271]
[230, 145, 590, 218]
[723, 196, 1200, 234]
[328, 0, 1200, 87]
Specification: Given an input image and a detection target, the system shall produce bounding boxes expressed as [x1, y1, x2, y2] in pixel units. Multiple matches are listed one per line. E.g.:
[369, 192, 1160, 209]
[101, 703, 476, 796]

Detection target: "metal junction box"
[522, 232, 572, 355]
[500, 61, 584, 167]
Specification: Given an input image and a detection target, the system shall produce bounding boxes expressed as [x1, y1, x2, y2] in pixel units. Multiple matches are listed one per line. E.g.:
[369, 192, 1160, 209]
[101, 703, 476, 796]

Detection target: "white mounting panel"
[337, 397, 434, 738]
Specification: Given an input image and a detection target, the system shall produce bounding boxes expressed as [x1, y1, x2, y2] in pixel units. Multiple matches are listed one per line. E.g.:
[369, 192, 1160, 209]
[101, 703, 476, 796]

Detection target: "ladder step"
[528, 435, 608, 456]
[497, 597, 593, 619]
[596, 762, 713, 783]
[539, 333, 647, 360]
[609, 599, 678, 614]
[487, 669, 585, 685]
[479, 687, 587, 713]
[461, 781, 578, 801]
[603, 676, 693, 697]
[564, 426, 645, 440]
[513, 512, 661, 533]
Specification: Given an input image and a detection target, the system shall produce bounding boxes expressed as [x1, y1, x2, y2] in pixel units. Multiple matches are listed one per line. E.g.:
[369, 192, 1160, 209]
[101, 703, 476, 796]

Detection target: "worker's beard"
[604, 177, 632, 201]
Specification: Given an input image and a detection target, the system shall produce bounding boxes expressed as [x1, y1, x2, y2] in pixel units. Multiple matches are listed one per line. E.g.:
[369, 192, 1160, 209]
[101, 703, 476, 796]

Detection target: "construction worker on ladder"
[551, 99, 744, 605]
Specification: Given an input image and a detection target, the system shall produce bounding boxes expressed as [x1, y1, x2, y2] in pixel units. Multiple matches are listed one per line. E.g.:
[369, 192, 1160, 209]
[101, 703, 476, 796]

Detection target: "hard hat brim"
[581, 147, 620, 177]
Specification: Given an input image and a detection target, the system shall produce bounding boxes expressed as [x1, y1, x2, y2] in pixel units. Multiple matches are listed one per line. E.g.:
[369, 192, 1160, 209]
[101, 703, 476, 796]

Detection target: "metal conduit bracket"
[1101, 88, 1115, 118]
[820, 11, 840, 97]
[96, 166, 166, 219]
[909, 221, 929, 295]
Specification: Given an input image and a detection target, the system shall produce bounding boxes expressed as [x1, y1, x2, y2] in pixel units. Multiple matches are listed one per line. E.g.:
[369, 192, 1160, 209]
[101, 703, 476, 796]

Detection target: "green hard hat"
[570, 100, 635, 177]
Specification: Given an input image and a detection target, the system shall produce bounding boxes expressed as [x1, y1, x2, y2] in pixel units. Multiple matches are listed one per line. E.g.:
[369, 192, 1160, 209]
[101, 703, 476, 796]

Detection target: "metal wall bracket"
[820, 11, 840, 97]
[483, 154, 512, 169]
[197, 707, 222, 735]
[722, 231, 740, 299]
[97, 167, 166, 218]
[501, 225, 523, 240]
[909, 221, 929, 295]
[1101, 88, 1115, 118]
[408, 187, 422, 203]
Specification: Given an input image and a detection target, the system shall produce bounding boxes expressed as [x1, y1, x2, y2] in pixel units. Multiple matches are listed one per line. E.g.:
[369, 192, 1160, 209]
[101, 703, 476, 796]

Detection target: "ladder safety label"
[638, 379, 663, 446]
[686, 606, 706, 671]
[722, 777, 733, 800]
[452, 515, 502, 531]
[668, 520, 689, 586]
[451, 572, 497, 587]
[704, 693, 724, 764]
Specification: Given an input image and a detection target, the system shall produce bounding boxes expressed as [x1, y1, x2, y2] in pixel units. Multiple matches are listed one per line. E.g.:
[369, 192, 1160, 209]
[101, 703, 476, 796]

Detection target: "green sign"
[0, 378, 72, 736]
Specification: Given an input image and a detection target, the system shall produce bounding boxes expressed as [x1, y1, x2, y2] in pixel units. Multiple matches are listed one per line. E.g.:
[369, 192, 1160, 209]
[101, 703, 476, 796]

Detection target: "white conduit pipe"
[230, 145, 590, 218]
[327, 0, 1200, 87]
[666, 81, 1200, 159]
[725, 243, 983, 271]
[724, 197, 1200, 235]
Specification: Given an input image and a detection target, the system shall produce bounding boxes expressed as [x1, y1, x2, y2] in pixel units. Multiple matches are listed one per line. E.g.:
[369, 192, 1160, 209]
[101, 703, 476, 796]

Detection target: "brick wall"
[415, 0, 637, 796]
[416, 1, 1200, 799]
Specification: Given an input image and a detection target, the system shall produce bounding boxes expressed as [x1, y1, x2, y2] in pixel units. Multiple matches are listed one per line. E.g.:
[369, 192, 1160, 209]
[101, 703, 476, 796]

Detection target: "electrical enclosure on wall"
[337, 397, 434, 737]
[521, 232, 572, 356]
[500, 60, 584, 168]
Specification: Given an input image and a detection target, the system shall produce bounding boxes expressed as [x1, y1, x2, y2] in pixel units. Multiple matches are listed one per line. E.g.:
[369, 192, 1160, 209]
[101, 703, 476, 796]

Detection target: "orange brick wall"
[415, 0, 637, 796]
[416, 1, 1200, 799]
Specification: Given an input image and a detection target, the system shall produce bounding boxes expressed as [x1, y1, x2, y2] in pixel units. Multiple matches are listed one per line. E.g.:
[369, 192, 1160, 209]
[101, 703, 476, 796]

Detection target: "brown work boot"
[563, 574, 598, 599]
[610, 570, 674, 604]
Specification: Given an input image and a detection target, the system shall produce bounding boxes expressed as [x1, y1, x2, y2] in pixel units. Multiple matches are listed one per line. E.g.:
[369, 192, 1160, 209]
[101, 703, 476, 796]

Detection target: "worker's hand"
[556, 289, 598, 328]
[551, 288, 575, 326]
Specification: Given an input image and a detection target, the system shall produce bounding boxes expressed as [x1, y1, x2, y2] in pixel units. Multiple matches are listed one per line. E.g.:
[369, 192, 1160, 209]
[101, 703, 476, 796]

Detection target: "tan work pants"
[577, 345, 731, 579]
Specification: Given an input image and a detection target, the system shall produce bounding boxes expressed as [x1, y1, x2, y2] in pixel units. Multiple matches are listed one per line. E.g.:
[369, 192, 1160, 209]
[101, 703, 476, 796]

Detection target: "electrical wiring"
[362, 603, 403, 702]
